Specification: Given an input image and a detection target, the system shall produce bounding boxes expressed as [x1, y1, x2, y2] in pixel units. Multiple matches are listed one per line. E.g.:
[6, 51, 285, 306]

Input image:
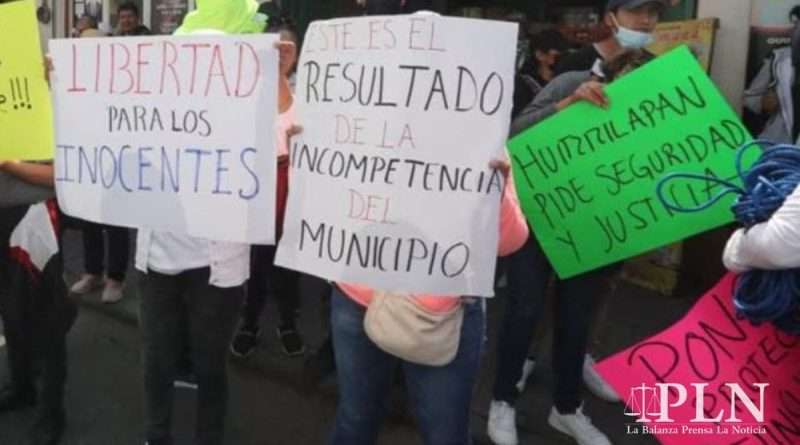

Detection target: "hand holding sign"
[563, 80, 609, 109]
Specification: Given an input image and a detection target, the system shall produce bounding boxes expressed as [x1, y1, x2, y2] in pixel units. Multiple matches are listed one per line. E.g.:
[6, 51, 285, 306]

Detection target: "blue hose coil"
[657, 140, 800, 335]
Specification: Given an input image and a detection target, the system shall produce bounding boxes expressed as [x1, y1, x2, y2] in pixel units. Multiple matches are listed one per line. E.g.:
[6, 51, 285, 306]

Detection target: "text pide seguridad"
[507, 46, 752, 280]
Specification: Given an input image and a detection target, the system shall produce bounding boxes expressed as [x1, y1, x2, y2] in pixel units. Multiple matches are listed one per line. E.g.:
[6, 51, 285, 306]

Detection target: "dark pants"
[82, 221, 129, 282]
[0, 206, 76, 417]
[138, 268, 244, 445]
[329, 289, 484, 445]
[242, 245, 300, 330]
[492, 236, 613, 413]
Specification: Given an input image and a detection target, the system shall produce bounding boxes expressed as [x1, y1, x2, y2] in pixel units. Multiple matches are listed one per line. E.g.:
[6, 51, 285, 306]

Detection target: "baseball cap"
[606, 0, 669, 12]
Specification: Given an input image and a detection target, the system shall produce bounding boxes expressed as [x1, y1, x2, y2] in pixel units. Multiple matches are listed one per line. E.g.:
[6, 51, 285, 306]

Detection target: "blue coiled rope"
[657, 140, 800, 335]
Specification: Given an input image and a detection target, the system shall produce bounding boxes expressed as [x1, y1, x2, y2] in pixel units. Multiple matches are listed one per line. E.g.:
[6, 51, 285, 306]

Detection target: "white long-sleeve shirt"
[723, 183, 800, 272]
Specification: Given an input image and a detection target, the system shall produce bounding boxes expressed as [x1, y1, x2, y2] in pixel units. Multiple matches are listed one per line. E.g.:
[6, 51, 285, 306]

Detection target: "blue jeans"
[492, 236, 615, 413]
[329, 288, 485, 445]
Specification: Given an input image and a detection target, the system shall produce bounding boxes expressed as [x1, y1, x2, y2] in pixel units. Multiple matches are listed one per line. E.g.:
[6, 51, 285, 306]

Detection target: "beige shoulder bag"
[363, 291, 464, 367]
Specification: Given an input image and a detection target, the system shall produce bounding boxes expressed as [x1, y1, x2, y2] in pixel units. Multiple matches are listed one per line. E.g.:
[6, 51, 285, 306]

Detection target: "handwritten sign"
[275, 15, 518, 295]
[508, 46, 752, 279]
[596, 273, 800, 445]
[49, 35, 279, 244]
[0, 0, 55, 161]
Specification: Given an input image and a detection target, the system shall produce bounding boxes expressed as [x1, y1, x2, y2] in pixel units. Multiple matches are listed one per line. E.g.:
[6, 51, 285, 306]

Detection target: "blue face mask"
[611, 14, 655, 49]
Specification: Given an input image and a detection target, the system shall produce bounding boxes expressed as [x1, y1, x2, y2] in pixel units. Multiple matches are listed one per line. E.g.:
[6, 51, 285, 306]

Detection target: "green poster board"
[508, 46, 752, 279]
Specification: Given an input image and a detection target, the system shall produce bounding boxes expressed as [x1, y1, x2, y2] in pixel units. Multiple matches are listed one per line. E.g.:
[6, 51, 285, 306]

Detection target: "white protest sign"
[275, 15, 518, 295]
[50, 34, 278, 244]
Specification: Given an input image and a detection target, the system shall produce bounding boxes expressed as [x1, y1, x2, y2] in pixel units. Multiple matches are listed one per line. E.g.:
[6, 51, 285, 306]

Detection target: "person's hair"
[791, 5, 800, 22]
[602, 49, 655, 81]
[276, 24, 299, 44]
[530, 29, 567, 55]
[79, 14, 98, 29]
[117, 1, 139, 17]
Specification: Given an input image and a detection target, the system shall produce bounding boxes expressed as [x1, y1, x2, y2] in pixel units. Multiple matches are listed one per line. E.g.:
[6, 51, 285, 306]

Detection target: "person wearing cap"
[555, 0, 667, 76]
[488, 50, 654, 445]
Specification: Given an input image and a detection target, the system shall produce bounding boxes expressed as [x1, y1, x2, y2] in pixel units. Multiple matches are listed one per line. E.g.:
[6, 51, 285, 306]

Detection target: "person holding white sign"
[327, 160, 528, 444]
[133, 1, 270, 444]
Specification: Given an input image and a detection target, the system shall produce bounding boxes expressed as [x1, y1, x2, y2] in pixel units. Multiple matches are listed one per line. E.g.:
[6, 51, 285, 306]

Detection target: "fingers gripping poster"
[49, 35, 279, 244]
[276, 15, 518, 295]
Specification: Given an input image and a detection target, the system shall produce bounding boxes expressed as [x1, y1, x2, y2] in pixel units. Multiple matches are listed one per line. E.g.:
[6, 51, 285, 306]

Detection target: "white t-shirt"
[143, 26, 228, 276]
[147, 231, 210, 274]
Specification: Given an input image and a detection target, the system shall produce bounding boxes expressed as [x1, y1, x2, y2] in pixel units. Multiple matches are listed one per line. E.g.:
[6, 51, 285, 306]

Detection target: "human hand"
[287, 124, 303, 138]
[0, 160, 17, 171]
[489, 159, 510, 182]
[572, 80, 608, 108]
[762, 90, 779, 115]
[44, 56, 53, 87]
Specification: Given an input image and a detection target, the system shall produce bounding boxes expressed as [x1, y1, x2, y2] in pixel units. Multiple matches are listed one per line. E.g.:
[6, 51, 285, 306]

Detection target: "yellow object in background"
[647, 18, 718, 73]
[0, 0, 54, 161]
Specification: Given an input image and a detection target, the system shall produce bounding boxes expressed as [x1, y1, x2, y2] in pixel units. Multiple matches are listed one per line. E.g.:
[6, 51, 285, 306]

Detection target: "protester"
[327, 164, 528, 443]
[488, 50, 653, 445]
[114, 1, 150, 36]
[743, 6, 800, 143]
[513, 29, 568, 118]
[72, 14, 99, 37]
[555, 0, 666, 75]
[230, 25, 309, 359]
[69, 221, 128, 303]
[0, 160, 77, 445]
[134, 1, 269, 443]
[723, 178, 800, 272]
[503, 0, 670, 419]
[69, 8, 130, 304]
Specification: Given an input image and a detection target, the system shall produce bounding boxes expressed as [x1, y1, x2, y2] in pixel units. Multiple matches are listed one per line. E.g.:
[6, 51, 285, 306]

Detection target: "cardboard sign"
[596, 273, 800, 445]
[508, 46, 752, 279]
[275, 15, 518, 295]
[648, 18, 717, 72]
[50, 35, 278, 244]
[0, 0, 55, 161]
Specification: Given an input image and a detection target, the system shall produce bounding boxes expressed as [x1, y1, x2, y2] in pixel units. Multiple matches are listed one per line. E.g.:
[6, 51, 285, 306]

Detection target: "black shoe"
[0, 385, 36, 412]
[28, 409, 65, 445]
[230, 325, 260, 358]
[277, 326, 306, 357]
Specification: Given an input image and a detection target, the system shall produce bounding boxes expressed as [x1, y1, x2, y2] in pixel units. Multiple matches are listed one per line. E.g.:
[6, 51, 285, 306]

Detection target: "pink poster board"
[596, 273, 800, 444]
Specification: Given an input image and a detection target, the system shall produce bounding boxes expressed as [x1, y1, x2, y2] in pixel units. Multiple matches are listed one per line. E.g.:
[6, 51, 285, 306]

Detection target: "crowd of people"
[0, 0, 793, 444]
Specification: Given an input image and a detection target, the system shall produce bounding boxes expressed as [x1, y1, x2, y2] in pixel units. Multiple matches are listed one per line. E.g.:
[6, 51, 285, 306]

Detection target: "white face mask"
[611, 13, 654, 49]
